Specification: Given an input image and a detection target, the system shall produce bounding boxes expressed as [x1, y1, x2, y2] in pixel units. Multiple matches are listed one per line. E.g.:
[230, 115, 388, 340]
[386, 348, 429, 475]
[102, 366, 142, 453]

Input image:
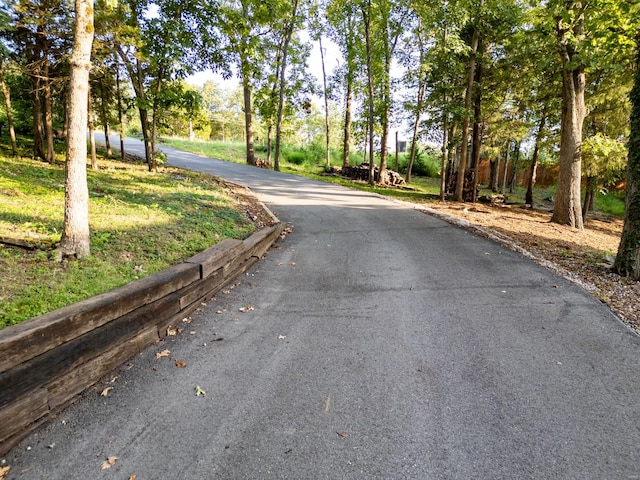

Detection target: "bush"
[397, 146, 440, 177]
[285, 150, 307, 165]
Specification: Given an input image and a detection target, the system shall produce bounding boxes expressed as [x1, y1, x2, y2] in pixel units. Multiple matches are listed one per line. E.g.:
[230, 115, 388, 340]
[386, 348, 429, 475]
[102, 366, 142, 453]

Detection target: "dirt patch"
[224, 181, 279, 230]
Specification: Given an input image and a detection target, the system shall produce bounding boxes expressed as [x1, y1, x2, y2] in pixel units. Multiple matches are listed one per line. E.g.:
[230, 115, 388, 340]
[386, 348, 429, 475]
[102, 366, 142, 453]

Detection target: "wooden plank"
[0, 262, 200, 373]
[0, 386, 48, 446]
[0, 292, 181, 407]
[179, 268, 224, 310]
[47, 325, 158, 410]
[243, 224, 284, 259]
[186, 239, 245, 279]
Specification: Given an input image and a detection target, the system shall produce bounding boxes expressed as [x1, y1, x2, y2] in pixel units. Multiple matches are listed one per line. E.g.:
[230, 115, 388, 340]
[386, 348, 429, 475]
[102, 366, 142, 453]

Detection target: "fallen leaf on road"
[222, 289, 231, 294]
[0, 465, 10, 480]
[214, 337, 224, 342]
[175, 360, 186, 368]
[166, 326, 177, 336]
[100, 456, 118, 470]
[100, 387, 114, 397]
[156, 349, 170, 359]
[278, 335, 286, 340]
[129, 476, 137, 480]
[239, 305, 254, 313]
[195, 385, 207, 397]
[336, 431, 348, 438]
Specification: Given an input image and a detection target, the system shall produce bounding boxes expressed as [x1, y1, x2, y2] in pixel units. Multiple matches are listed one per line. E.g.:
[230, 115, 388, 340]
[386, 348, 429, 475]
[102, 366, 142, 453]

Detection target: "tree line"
[2, 0, 640, 279]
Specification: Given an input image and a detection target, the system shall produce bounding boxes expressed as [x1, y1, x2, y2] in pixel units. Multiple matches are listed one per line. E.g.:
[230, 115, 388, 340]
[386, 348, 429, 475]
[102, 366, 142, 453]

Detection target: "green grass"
[0, 153, 255, 329]
[161, 137, 248, 164]
[595, 190, 626, 217]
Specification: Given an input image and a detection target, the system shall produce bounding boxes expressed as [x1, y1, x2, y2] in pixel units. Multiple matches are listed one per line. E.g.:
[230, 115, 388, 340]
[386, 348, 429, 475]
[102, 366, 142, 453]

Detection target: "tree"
[273, 0, 301, 171]
[0, 58, 18, 156]
[57, 0, 94, 260]
[581, 133, 626, 220]
[326, 0, 360, 168]
[614, 34, 640, 278]
[549, 1, 586, 228]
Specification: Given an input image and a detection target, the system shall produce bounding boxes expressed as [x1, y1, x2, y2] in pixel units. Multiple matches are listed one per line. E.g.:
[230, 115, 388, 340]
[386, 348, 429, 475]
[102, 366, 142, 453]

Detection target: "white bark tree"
[57, 0, 94, 260]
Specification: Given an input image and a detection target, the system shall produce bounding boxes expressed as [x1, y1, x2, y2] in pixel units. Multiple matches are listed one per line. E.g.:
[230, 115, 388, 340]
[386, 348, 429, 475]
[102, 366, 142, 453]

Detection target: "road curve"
[5, 136, 640, 479]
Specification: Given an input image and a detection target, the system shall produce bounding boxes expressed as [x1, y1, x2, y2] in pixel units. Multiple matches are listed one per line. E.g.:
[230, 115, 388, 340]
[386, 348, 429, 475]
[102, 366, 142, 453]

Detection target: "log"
[0, 263, 200, 372]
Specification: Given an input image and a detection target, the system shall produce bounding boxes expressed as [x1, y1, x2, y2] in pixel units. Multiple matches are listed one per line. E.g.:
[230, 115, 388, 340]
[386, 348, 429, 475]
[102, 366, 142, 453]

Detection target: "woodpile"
[447, 170, 478, 202]
[328, 163, 405, 186]
[254, 157, 272, 169]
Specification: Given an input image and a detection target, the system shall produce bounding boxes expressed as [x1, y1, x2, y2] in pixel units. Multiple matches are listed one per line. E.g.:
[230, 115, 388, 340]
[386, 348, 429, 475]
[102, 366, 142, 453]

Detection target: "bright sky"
[186, 32, 341, 93]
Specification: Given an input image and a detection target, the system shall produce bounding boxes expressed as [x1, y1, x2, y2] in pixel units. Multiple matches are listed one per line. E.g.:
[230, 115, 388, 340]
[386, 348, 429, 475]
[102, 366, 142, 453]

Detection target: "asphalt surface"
[4, 136, 640, 479]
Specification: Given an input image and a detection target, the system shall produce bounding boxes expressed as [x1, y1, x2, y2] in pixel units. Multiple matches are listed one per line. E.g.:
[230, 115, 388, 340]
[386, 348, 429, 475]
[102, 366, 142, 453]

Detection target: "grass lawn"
[0, 152, 255, 329]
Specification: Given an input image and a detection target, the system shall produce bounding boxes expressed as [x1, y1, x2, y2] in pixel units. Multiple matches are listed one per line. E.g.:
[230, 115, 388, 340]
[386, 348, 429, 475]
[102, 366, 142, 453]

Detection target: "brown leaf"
[100, 387, 114, 397]
[0, 465, 10, 480]
[156, 349, 170, 359]
[100, 456, 118, 470]
[175, 360, 186, 368]
[129, 476, 137, 480]
[166, 326, 177, 336]
[336, 431, 348, 438]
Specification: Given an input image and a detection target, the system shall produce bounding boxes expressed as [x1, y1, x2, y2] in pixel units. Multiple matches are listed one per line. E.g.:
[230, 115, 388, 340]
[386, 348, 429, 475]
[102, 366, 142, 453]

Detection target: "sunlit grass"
[0, 154, 254, 328]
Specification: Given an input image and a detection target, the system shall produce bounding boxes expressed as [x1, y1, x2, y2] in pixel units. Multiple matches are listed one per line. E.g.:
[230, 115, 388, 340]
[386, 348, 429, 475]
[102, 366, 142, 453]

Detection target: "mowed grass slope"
[0, 154, 255, 329]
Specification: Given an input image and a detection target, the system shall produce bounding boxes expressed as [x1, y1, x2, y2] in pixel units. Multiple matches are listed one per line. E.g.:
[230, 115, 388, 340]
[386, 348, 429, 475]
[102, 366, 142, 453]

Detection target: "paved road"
[5, 137, 640, 479]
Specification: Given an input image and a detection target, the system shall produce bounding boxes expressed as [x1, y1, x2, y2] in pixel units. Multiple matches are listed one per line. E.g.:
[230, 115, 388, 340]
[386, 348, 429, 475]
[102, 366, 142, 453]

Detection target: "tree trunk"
[31, 74, 45, 161]
[274, 0, 299, 172]
[42, 45, 54, 163]
[57, 0, 94, 260]
[526, 114, 546, 206]
[501, 142, 510, 194]
[115, 55, 125, 161]
[407, 73, 426, 184]
[0, 59, 18, 156]
[615, 38, 640, 277]
[582, 176, 597, 221]
[454, 24, 480, 202]
[266, 124, 272, 164]
[343, 68, 352, 168]
[489, 158, 498, 192]
[117, 46, 153, 168]
[99, 80, 112, 158]
[470, 43, 484, 203]
[319, 35, 331, 168]
[88, 85, 97, 170]
[552, 4, 585, 229]
[242, 76, 256, 166]
[508, 141, 520, 193]
[362, 0, 375, 185]
[439, 111, 448, 201]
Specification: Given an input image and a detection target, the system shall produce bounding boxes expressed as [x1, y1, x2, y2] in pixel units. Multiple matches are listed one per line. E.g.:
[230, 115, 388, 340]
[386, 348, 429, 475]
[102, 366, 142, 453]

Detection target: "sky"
[186, 32, 342, 93]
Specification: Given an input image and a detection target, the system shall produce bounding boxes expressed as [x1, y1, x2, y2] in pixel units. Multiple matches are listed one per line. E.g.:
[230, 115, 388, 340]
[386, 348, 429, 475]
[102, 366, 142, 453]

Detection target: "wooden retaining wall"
[0, 223, 285, 455]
